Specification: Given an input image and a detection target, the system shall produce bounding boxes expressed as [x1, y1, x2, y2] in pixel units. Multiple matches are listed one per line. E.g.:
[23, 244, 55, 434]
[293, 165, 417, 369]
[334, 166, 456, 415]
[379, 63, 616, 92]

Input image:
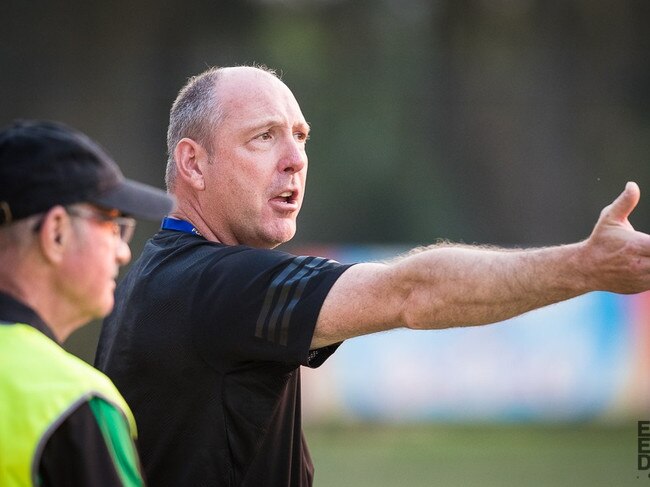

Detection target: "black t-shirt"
[95, 229, 351, 487]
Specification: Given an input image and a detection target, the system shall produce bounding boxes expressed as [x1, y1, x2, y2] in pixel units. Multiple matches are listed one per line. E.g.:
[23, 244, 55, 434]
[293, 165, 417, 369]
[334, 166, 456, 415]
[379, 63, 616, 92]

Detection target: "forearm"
[313, 183, 650, 349]
[394, 242, 590, 330]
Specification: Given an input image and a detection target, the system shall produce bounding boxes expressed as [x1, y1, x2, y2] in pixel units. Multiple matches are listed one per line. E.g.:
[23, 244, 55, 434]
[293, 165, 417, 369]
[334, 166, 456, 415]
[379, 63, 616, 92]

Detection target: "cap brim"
[91, 179, 175, 220]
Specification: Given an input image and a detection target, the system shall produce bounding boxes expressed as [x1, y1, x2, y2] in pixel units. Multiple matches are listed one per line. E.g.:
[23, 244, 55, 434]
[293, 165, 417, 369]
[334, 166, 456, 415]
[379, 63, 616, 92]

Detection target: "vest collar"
[0, 291, 57, 342]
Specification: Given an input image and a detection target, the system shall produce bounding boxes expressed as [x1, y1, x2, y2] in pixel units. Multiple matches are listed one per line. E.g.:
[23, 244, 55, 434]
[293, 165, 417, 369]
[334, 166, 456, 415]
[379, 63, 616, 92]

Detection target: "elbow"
[399, 283, 471, 331]
[402, 313, 442, 331]
[403, 316, 430, 331]
[399, 291, 448, 331]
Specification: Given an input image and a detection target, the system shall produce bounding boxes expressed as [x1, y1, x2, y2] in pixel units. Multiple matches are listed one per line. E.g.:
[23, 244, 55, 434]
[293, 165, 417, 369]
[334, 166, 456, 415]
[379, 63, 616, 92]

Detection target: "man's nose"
[278, 137, 306, 174]
[116, 240, 132, 266]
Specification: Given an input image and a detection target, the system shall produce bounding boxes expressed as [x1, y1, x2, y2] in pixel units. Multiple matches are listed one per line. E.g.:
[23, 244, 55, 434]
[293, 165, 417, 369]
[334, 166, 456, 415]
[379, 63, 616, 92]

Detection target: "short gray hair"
[0, 213, 41, 252]
[165, 67, 225, 191]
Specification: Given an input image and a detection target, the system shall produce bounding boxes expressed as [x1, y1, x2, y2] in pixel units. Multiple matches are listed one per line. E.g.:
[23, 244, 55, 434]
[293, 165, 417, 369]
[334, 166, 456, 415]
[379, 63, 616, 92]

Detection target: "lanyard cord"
[161, 217, 202, 236]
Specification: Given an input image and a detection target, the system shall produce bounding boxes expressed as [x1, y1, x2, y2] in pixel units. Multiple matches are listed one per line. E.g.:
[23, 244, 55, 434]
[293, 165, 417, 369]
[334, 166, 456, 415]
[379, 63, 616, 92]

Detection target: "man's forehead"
[219, 70, 306, 127]
[220, 68, 285, 102]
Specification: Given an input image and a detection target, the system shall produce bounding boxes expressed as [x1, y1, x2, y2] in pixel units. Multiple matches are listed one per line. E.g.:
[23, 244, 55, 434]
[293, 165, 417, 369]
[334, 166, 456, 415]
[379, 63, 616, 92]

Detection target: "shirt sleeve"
[38, 397, 145, 487]
[194, 247, 353, 368]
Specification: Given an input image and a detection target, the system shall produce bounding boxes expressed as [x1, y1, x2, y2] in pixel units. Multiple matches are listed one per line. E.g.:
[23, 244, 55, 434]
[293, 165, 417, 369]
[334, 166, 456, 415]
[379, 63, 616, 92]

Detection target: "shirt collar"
[0, 291, 57, 342]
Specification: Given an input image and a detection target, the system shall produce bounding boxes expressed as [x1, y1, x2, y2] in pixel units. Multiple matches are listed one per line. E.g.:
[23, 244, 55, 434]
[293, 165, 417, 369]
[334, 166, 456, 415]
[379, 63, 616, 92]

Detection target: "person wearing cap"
[96, 66, 650, 487]
[0, 119, 174, 487]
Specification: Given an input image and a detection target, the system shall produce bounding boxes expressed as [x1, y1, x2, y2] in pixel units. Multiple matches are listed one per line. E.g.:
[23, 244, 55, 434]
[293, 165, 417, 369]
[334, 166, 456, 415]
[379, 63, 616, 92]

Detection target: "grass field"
[304, 421, 645, 487]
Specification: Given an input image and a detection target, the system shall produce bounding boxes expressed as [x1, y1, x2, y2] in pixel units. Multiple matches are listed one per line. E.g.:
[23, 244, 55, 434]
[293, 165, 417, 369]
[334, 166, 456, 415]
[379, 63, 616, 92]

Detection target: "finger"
[607, 181, 640, 222]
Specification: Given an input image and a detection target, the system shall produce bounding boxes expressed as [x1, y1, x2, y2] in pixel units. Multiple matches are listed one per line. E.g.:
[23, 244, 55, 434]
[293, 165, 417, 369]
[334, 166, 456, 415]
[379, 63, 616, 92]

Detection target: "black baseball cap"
[0, 119, 174, 225]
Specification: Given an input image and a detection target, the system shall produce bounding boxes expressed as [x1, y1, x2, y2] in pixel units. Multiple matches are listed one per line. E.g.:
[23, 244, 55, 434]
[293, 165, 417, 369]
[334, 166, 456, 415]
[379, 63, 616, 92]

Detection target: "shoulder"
[202, 246, 347, 287]
[149, 231, 343, 272]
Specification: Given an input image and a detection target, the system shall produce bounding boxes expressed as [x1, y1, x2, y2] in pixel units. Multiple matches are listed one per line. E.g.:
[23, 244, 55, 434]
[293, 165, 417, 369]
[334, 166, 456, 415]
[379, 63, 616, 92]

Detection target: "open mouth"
[277, 191, 296, 204]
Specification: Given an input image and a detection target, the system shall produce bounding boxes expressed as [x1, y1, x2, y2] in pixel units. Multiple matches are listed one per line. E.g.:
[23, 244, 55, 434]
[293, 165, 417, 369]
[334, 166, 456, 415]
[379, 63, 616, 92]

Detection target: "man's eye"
[258, 132, 272, 141]
[295, 132, 309, 142]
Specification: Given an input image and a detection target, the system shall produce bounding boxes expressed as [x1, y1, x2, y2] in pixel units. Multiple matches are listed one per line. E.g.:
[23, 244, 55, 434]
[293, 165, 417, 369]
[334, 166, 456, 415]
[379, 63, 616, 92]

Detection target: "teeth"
[279, 191, 292, 197]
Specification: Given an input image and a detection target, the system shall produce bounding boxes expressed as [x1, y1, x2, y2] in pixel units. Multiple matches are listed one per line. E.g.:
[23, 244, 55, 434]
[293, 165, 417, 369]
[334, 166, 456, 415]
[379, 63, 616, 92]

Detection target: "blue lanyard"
[161, 217, 202, 236]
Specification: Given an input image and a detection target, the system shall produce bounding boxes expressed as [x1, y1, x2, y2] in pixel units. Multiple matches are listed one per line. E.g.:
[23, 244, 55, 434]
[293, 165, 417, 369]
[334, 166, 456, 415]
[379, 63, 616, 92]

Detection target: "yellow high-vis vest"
[0, 323, 137, 486]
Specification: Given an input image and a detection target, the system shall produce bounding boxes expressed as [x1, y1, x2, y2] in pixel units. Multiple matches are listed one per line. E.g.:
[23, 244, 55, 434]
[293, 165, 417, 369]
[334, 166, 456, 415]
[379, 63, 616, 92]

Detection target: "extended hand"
[584, 182, 650, 294]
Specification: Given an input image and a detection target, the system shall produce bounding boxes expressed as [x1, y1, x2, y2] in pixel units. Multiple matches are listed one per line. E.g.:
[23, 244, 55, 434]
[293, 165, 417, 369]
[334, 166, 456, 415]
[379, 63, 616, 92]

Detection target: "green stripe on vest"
[0, 323, 137, 486]
[89, 397, 143, 487]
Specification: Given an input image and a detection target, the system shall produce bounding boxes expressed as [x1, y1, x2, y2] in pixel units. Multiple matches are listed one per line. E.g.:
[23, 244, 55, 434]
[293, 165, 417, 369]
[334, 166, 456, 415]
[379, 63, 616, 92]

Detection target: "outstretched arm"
[312, 182, 650, 349]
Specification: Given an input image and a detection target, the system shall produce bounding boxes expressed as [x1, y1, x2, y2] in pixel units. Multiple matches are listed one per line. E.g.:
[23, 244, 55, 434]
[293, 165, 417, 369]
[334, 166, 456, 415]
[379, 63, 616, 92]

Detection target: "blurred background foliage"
[2, 0, 649, 362]
[3, 3, 648, 484]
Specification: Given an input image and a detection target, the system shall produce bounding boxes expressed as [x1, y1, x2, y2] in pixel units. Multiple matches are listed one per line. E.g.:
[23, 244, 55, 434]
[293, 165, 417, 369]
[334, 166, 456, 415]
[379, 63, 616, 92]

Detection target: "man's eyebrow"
[242, 117, 310, 133]
[293, 120, 311, 135]
[239, 117, 281, 134]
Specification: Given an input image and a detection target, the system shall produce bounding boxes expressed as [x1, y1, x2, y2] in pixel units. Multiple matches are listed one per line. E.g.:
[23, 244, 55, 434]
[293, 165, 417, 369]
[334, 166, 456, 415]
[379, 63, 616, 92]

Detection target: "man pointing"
[96, 65, 650, 487]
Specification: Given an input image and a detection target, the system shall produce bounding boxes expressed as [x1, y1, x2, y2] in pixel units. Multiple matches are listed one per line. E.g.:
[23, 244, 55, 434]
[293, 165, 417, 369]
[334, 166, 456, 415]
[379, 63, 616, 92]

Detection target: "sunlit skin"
[57, 205, 132, 330]
[165, 66, 650, 353]
[171, 67, 310, 248]
[0, 204, 132, 342]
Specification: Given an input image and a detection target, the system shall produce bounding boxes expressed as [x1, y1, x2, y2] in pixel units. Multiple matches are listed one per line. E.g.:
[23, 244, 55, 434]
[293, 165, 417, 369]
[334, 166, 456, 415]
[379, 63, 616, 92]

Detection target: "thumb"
[606, 181, 640, 222]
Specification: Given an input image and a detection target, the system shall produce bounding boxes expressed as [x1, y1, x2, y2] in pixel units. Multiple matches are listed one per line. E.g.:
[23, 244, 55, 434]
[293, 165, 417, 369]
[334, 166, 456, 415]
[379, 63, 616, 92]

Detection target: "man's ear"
[174, 138, 208, 191]
[38, 206, 70, 264]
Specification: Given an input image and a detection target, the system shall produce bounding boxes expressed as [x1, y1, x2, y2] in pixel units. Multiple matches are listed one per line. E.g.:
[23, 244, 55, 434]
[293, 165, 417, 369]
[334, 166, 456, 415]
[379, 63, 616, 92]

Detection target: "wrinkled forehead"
[218, 68, 307, 126]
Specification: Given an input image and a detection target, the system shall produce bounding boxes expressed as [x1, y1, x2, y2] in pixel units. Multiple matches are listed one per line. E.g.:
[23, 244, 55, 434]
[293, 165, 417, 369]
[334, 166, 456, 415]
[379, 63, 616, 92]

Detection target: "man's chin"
[96, 298, 115, 321]
[260, 225, 296, 249]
